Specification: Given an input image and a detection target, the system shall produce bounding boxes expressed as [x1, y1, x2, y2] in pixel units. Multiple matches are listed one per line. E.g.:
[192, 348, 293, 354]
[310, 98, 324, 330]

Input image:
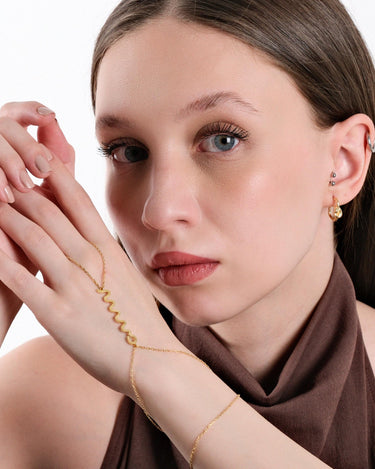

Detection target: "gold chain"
[189, 394, 240, 468]
[66, 243, 105, 290]
[67, 243, 240, 468]
[65, 242, 207, 433]
[130, 345, 163, 430]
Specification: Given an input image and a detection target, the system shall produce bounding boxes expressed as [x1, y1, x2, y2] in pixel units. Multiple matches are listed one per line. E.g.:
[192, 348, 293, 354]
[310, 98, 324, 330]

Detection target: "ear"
[328, 114, 374, 205]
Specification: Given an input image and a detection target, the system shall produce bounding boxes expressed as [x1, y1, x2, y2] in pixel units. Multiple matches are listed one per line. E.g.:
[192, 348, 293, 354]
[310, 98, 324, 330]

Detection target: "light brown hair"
[91, 0, 375, 306]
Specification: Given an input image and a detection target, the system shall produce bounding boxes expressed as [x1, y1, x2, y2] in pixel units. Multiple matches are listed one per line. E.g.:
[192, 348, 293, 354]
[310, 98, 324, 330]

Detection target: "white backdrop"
[0, 0, 374, 356]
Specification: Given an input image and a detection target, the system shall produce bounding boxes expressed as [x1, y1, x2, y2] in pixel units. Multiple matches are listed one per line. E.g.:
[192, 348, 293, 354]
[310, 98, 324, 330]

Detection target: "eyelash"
[98, 121, 249, 161]
[98, 138, 142, 160]
[197, 121, 249, 143]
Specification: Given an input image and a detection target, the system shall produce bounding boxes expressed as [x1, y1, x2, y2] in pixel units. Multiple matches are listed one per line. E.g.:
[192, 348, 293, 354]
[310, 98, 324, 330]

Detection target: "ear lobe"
[330, 113, 374, 205]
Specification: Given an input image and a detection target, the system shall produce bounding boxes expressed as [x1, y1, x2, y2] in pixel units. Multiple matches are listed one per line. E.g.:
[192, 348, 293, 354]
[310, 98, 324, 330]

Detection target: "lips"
[151, 252, 219, 286]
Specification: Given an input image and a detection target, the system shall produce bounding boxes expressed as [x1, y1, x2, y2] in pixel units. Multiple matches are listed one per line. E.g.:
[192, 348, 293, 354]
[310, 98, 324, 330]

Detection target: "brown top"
[101, 256, 375, 468]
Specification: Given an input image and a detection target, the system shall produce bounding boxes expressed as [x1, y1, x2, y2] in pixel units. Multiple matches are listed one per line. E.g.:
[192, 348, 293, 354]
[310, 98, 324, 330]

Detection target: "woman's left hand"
[0, 155, 180, 394]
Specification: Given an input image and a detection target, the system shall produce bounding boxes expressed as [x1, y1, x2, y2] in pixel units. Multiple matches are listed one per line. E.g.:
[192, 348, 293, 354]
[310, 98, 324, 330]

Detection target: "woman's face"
[95, 18, 333, 326]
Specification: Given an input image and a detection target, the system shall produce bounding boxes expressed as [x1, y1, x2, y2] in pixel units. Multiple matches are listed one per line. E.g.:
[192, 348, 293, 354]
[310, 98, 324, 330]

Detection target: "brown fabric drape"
[101, 255, 375, 469]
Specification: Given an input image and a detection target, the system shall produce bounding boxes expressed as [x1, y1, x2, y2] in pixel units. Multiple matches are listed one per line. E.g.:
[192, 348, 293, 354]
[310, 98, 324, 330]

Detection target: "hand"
[0, 101, 75, 336]
[0, 101, 75, 198]
[0, 155, 179, 393]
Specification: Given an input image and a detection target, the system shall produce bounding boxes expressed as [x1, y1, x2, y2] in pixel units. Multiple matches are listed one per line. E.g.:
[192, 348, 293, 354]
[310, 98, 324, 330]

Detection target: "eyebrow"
[95, 91, 258, 132]
[177, 91, 259, 119]
[96, 114, 133, 133]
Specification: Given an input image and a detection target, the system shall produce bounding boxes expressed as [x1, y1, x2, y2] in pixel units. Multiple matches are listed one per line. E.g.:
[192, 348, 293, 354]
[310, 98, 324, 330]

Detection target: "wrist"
[131, 344, 236, 461]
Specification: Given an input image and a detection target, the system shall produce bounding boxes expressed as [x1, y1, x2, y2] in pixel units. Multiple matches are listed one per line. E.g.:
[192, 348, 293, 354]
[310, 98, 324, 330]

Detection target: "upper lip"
[151, 251, 218, 269]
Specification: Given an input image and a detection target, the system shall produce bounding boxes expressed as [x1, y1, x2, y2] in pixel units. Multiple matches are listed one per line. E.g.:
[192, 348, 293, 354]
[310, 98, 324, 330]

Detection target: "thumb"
[37, 119, 75, 175]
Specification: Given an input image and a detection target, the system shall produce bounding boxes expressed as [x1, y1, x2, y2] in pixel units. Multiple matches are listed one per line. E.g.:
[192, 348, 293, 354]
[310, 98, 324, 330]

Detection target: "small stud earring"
[328, 196, 343, 222]
[329, 171, 337, 186]
[368, 134, 375, 153]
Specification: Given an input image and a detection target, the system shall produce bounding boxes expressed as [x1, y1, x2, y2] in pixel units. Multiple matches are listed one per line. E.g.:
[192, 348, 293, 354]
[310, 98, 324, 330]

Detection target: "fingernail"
[35, 155, 51, 173]
[4, 186, 15, 203]
[37, 106, 55, 116]
[20, 170, 35, 189]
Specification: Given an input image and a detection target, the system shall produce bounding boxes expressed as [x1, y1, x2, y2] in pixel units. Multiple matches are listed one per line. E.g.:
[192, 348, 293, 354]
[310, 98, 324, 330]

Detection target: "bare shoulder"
[357, 301, 375, 373]
[0, 335, 123, 469]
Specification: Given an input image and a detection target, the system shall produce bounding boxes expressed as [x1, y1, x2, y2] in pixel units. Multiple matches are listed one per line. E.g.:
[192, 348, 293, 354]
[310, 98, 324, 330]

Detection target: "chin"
[159, 297, 232, 328]
[174, 313, 214, 328]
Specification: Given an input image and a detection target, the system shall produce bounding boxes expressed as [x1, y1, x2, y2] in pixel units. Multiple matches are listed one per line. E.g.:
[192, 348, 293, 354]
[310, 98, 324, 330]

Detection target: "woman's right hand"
[0, 101, 75, 341]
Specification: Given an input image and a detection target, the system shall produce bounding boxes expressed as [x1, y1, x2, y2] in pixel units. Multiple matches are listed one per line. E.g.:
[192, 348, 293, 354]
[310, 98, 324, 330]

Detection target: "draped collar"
[101, 255, 375, 469]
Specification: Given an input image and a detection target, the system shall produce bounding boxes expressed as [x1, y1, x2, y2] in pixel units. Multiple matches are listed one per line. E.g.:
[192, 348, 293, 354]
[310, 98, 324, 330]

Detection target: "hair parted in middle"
[91, 0, 375, 306]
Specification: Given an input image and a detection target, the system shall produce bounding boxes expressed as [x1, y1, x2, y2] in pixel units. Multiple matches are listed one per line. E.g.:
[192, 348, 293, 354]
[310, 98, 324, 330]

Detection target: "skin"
[0, 16, 373, 469]
[95, 18, 371, 383]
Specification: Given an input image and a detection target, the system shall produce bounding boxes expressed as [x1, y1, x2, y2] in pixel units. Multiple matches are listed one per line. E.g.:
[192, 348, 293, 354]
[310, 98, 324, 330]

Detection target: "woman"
[0, 0, 374, 467]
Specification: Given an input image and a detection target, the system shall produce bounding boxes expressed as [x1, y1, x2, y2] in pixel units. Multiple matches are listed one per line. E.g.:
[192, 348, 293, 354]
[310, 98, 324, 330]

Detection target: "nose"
[141, 159, 202, 232]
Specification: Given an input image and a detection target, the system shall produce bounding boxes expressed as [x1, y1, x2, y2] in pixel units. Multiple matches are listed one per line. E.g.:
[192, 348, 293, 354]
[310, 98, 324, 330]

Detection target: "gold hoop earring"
[328, 196, 343, 222]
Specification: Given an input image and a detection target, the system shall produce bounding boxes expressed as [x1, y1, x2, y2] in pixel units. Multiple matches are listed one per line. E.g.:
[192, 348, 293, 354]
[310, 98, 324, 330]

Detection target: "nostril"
[141, 188, 201, 231]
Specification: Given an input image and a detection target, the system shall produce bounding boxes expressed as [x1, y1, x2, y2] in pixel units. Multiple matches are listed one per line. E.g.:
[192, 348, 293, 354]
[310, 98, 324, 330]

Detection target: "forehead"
[95, 18, 308, 124]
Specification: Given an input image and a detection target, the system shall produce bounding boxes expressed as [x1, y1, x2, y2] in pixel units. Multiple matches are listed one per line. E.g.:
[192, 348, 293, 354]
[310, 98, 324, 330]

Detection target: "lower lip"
[157, 262, 219, 286]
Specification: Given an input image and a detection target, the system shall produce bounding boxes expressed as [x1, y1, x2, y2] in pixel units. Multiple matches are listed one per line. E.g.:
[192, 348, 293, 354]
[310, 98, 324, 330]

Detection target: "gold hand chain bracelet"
[67, 242, 240, 467]
[66, 242, 206, 431]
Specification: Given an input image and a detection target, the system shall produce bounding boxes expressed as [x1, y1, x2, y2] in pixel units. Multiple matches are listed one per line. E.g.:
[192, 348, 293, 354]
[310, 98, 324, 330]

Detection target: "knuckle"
[35, 200, 61, 220]
[0, 115, 12, 131]
[10, 266, 30, 290]
[73, 187, 93, 211]
[0, 102, 17, 117]
[24, 224, 48, 247]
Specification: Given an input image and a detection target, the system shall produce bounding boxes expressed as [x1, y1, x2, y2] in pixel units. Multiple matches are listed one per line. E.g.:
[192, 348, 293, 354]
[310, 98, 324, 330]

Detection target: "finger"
[0, 225, 37, 273]
[12, 186, 101, 269]
[0, 166, 15, 203]
[0, 202, 71, 288]
[0, 133, 36, 194]
[37, 119, 75, 174]
[0, 101, 55, 128]
[0, 248, 56, 319]
[41, 156, 111, 245]
[0, 101, 75, 174]
[0, 118, 53, 182]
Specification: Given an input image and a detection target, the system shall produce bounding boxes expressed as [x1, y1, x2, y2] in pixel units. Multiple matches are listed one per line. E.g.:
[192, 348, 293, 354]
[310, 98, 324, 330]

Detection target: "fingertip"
[35, 155, 52, 175]
[37, 122, 75, 167]
[37, 106, 55, 117]
[38, 143, 54, 163]
[19, 169, 35, 190]
[3, 186, 15, 204]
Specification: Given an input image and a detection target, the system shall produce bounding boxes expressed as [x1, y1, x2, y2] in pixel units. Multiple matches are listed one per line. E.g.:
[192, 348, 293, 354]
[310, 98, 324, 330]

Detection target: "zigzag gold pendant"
[97, 288, 138, 346]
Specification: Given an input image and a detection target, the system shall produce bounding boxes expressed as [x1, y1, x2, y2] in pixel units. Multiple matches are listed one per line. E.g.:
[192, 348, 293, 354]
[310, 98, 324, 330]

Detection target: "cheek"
[220, 147, 326, 267]
[105, 172, 145, 255]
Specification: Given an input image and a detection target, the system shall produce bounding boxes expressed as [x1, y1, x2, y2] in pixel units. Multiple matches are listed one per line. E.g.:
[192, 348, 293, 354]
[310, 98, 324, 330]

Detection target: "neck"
[210, 226, 335, 392]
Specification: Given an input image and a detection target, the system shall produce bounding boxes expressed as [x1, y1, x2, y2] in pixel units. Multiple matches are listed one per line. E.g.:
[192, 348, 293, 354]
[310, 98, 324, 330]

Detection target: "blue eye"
[197, 122, 248, 153]
[199, 134, 239, 152]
